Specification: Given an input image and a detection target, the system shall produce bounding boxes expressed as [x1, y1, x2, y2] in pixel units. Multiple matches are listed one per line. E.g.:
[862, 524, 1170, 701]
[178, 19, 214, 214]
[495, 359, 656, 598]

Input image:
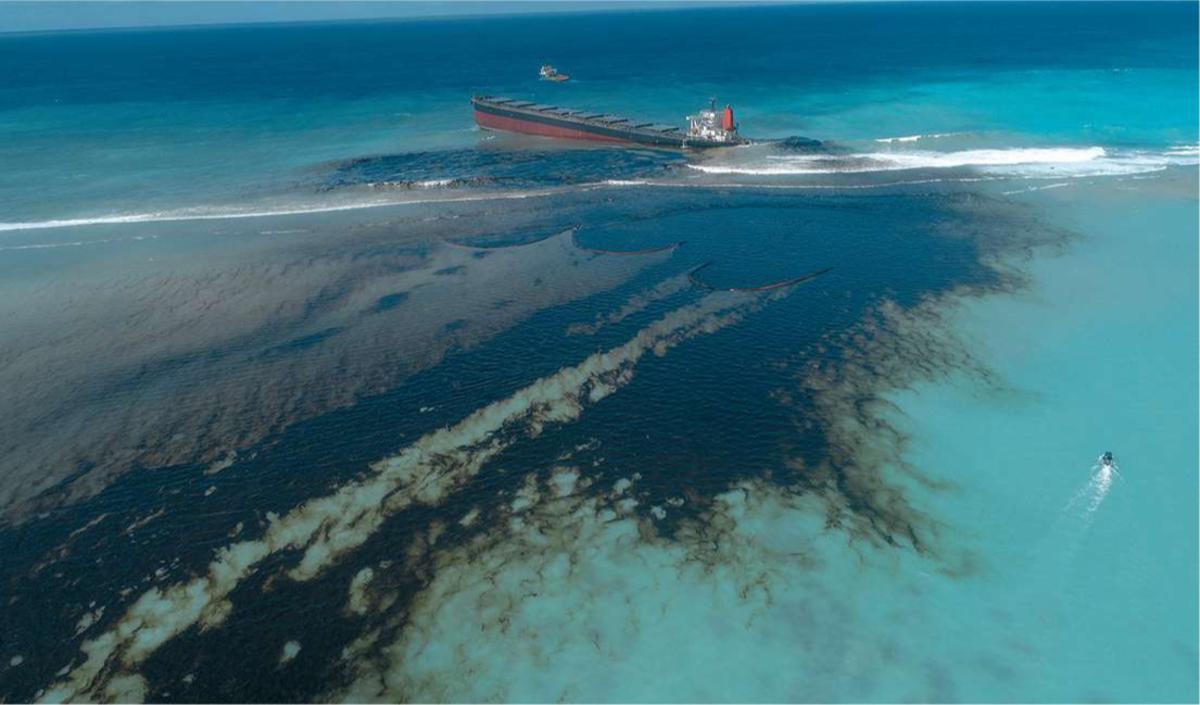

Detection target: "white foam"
[8, 145, 1191, 237]
[1064, 460, 1120, 522]
[602, 175, 998, 191]
[874, 132, 962, 143]
[871, 146, 1107, 169]
[0, 190, 557, 234]
[691, 146, 1109, 175]
[1085, 465, 1116, 516]
[1001, 182, 1071, 196]
[689, 145, 1196, 179]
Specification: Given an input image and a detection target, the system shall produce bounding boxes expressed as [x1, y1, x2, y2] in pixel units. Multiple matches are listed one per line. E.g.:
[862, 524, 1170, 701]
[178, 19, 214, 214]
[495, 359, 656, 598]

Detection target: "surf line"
[688, 261, 833, 292]
[0, 189, 570, 234]
[38, 288, 777, 704]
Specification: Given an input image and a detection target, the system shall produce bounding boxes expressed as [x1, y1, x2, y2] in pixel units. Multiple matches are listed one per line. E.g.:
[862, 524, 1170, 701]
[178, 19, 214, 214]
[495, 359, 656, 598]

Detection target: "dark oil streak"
[689, 261, 833, 292]
[569, 229, 684, 256]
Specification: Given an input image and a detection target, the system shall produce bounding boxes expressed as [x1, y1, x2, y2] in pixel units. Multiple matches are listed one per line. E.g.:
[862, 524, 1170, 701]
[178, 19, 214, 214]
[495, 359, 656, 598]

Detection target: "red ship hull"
[474, 109, 630, 144]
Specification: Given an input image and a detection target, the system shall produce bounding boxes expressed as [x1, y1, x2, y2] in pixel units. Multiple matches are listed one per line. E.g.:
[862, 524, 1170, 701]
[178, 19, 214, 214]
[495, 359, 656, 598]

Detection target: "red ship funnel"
[722, 105, 735, 131]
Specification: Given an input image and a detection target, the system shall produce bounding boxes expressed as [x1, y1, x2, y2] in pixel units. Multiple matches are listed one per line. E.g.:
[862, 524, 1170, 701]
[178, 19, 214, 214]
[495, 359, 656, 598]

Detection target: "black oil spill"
[0, 185, 1069, 703]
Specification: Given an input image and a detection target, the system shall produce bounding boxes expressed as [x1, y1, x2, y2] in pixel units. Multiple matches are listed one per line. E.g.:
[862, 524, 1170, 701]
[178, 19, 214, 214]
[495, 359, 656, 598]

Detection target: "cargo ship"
[472, 96, 748, 149]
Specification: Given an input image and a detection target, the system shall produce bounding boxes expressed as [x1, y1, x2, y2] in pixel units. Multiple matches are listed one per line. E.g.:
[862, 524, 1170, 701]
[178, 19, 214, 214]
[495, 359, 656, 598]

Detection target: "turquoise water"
[886, 177, 1199, 702]
[0, 3, 1196, 702]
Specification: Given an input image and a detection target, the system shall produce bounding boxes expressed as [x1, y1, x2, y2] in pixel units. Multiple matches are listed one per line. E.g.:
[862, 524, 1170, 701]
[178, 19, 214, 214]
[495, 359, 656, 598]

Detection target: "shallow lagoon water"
[0, 3, 1197, 702]
[885, 176, 1199, 702]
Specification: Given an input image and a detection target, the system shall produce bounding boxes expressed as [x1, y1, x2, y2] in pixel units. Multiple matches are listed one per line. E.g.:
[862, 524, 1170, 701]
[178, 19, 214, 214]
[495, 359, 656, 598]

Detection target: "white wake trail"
[1041, 459, 1121, 594]
[1064, 462, 1119, 524]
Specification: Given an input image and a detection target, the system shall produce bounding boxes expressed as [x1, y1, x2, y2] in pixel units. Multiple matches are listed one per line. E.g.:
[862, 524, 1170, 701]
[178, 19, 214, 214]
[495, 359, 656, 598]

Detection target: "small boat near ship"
[539, 64, 570, 82]
[472, 96, 748, 149]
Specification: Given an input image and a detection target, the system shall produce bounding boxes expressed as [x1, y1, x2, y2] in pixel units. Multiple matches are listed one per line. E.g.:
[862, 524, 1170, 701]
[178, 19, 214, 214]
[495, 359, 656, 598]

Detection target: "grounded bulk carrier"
[472, 96, 748, 149]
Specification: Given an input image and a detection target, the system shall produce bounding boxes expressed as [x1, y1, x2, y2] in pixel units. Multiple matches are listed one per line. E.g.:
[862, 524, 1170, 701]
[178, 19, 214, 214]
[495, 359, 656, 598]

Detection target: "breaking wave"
[7, 143, 1192, 235]
[874, 132, 964, 144]
[0, 191, 559, 233]
[1165, 143, 1199, 157]
[689, 145, 1197, 178]
[0, 147, 686, 234]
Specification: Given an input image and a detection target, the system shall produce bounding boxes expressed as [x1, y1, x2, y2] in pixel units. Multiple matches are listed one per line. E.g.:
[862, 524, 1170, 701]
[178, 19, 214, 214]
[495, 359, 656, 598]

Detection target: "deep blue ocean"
[0, 3, 1196, 702]
[1, 1, 1195, 225]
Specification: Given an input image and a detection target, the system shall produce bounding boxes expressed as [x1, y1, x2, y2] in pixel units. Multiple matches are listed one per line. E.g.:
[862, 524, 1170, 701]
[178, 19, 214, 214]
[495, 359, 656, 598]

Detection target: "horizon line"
[1, 0, 1192, 37]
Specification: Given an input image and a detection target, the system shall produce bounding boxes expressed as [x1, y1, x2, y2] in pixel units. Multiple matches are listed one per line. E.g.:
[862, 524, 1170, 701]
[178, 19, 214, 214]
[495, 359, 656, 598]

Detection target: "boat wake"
[1011, 457, 1123, 654]
[1064, 459, 1120, 524]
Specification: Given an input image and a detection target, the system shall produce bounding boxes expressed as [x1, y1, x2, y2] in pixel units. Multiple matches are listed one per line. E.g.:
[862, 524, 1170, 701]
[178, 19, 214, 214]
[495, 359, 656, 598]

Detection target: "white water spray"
[1064, 456, 1120, 524]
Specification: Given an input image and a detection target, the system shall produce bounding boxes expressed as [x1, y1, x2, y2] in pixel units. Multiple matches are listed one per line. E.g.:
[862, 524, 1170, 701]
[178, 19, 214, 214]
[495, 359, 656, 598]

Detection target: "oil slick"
[25, 189, 1068, 704]
[0, 226, 666, 526]
[37, 288, 788, 703]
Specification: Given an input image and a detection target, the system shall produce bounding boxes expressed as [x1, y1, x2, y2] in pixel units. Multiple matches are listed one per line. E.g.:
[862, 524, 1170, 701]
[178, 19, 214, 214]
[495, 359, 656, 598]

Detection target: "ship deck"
[472, 95, 741, 149]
